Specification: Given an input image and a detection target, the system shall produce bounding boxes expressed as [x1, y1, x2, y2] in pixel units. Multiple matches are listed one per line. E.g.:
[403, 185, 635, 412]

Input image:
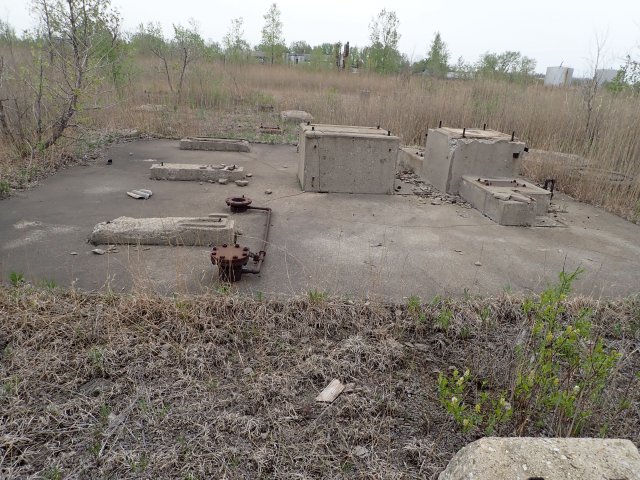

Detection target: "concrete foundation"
[460, 176, 551, 226]
[438, 437, 640, 480]
[89, 214, 234, 246]
[424, 128, 525, 194]
[150, 163, 245, 182]
[298, 124, 399, 194]
[179, 137, 250, 152]
[397, 147, 424, 173]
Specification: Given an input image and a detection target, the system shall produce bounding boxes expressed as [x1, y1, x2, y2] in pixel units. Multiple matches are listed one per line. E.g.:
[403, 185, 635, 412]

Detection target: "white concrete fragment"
[235, 180, 249, 187]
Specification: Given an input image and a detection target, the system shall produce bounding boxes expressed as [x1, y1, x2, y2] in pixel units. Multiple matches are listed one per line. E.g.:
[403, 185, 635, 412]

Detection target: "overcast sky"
[1, 0, 639, 74]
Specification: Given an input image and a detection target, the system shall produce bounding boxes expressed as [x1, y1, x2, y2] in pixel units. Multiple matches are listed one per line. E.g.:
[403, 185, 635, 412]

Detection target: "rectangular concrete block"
[423, 128, 525, 194]
[459, 176, 551, 226]
[179, 137, 250, 152]
[298, 124, 399, 194]
[150, 163, 245, 182]
[397, 147, 424, 173]
[438, 437, 640, 480]
[90, 214, 234, 246]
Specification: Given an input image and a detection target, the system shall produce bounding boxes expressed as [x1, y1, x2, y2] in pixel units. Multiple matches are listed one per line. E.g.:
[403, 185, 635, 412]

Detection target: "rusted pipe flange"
[225, 195, 252, 213]
[211, 243, 251, 282]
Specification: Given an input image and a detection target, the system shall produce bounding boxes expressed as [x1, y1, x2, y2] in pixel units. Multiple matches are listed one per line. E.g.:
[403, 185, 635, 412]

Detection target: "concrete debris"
[70, 252, 78, 255]
[396, 171, 470, 207]
[246, 173, 253, 177]
[474, 261, 482, 266]
[235, 180, 249, 187]
[352, 446, 368, 458]
[92, 245, 117, 255]
[218, 178, 228, 185]
[126, 189, 153, 200]
[315, 379, 345, 403]
[264, 189, 272, 194]
[150, 163, 245, 182]
[179, 137, 250, 152]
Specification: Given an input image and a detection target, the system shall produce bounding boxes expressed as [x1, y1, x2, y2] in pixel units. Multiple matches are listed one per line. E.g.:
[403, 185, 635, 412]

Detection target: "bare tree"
[0, 0, 120, 155]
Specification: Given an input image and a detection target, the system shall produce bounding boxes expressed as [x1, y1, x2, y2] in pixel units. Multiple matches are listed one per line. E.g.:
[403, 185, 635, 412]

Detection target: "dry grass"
[1, 52, 640, 219]
[1, 285, 639, 478]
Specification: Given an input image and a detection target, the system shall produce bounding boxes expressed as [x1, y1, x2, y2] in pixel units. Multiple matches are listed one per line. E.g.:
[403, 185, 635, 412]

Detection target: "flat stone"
[179, 137, 250, 152]
[235, 180, 249, 187]
[264, 189, 272, 194]
[90, 214, 234, 246]
[280, 110, 313, 123]
[438, 437, 640, 480]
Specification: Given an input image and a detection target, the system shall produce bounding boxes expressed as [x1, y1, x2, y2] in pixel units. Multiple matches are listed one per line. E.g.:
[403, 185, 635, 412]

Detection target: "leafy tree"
[424, 32, 449, 77]
[223, 17, 250, 62]
[261, 3, 284, 64]
[476, 51, 536, 80]
[172, 21, 205, 97]
[607, 55, 640, 94]
[289, 40, 311, 54]
[367, 9, 402, 74]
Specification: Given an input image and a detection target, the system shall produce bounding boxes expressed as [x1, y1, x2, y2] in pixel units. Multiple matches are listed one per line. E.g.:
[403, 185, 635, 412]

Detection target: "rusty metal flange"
[225, 195, 252, 213]
[211, 243, 251, 282]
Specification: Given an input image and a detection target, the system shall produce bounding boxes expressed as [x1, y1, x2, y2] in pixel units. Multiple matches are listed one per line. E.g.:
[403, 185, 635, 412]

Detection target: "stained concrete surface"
[1, 139, 639, 300]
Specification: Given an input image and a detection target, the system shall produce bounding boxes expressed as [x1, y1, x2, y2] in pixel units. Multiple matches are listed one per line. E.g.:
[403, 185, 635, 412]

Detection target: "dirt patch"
[0, 286, 638, 478]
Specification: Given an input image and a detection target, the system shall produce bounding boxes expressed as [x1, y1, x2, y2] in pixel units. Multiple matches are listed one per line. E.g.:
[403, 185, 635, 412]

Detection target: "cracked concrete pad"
[89, 214, 234, 246]
[438, 437, 640, 480]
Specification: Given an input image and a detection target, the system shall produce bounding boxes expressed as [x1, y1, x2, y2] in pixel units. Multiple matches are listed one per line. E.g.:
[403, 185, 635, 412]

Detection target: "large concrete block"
[424, 128, 525, 194]
[179, 137, 250, 152]
[459, 176, 554, 226]
[438, 437, 640, 480]
[397, 147, 424, 173]
[298, 124, 399, 194]
[90, 214, 234, 246]
[150, 163, 245, 182]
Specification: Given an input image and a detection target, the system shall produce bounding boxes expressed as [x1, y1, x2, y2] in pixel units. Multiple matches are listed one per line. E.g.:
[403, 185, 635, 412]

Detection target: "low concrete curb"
[179, 137, 250, 152]
[90, 214, 234, 246]
[150, 163, 245, 182]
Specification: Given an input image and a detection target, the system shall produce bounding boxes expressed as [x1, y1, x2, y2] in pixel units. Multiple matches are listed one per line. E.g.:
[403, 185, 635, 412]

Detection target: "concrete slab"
[438, 437, 640, 480]
[1, 140, 639, 299]
[397, 146, 424, 173]
[150, 163, 245, 182]
[298, 124, 399, 194]
[179, 137, 250, 152]
[424, 128, 525, 194]
[89, 214, 234, 246]
[460, 176, 552, 226]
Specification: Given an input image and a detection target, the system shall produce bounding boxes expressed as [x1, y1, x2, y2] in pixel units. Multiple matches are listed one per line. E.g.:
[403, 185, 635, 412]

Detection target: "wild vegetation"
[1, 275, 639, 478]
[0, 1, 639, 220]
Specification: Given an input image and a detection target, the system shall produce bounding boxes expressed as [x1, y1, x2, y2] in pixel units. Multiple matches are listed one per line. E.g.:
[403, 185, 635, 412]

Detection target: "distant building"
[595, 69, 619, 85]
[286, 53, 311, 65]
[544, 66, 574, 86]
[253, 51, 266, 63]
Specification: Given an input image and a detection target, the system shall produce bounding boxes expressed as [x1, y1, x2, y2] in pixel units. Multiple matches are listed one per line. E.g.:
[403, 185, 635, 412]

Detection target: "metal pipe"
[241, 205, 272, 275]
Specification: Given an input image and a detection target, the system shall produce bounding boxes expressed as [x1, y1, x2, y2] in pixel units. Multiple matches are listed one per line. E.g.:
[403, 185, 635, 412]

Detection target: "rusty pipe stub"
[210, 243, 251, 282]
[225, 195, 252, 213]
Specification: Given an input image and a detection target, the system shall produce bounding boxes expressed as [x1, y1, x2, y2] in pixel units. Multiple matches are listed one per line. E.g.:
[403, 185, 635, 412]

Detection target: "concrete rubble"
[150, 163, 245, 182]
[89, 214, 234, 246]
[438, 437, 640, 480]
[179, 137, 250, 152]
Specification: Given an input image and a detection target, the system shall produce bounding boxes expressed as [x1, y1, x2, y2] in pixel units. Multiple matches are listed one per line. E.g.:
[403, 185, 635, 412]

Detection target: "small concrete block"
[281, 110, 313, 123]
[179, 137, 250, 152]
[438, 437, 640, 480]
[90, 214, 234, 246]
[150, 163, 245, 182]
[218, 178, 228, 185]
[235, 180, 249, 187]
[459, 176, 550, 226]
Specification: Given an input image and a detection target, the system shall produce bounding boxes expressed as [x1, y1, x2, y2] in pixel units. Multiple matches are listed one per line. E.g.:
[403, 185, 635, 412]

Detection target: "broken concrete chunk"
[264, 189, 272, 195]
[218, 178, 228, 185]
[235, 180, 249, 187]
[437, 437, 640, 480]
[92, 248, 106, 255]
[315, 379, 345, 403]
